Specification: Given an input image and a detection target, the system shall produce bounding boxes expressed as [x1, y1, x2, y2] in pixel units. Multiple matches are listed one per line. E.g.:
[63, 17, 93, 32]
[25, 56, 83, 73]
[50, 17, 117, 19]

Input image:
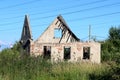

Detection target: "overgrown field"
[0, 49, 119, 80]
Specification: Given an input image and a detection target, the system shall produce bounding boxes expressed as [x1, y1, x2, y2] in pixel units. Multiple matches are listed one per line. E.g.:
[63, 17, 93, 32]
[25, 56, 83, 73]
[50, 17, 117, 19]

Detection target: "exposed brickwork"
[30, 42, 101, 63]
[20, 15, 101, 63]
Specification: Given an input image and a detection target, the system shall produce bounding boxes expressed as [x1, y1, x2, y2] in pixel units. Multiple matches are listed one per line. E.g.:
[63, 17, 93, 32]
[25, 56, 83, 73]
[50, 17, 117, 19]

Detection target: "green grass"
[0, 48, 119, 80]
[50, 62, 109, 80]
[0, 56, 111, 80]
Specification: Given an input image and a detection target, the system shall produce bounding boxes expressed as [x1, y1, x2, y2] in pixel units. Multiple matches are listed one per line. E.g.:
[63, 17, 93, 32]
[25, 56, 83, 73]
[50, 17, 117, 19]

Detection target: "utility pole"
[89, 25, 91, 42]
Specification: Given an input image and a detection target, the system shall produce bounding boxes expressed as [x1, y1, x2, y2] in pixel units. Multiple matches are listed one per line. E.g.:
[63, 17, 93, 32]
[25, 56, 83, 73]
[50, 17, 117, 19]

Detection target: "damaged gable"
[19, 15, 101, 63]
[36, 15, 80, 43]
[20, 15, 33, 55]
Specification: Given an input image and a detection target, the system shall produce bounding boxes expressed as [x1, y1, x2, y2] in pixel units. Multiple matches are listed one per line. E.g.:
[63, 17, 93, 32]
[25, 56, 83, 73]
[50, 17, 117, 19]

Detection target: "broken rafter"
[57, 15, 80, 41]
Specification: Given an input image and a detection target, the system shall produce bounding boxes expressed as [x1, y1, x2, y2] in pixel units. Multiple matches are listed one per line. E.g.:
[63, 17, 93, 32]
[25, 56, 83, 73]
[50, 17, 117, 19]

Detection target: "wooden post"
[89, 25, 91, 42]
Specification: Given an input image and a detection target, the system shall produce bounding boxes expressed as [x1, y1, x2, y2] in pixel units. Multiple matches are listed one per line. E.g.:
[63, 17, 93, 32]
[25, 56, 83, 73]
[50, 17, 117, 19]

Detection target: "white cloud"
[0, 40, 13, 46]
[0, 40, 13, 51]
[0, 40, 7, 45]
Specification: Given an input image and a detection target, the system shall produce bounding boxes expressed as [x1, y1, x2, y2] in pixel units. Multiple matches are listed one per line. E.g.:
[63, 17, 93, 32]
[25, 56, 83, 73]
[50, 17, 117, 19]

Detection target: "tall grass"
[0, 53, 107, 79]
[51, 62, 109, 80]
[0, 48, 119, 80]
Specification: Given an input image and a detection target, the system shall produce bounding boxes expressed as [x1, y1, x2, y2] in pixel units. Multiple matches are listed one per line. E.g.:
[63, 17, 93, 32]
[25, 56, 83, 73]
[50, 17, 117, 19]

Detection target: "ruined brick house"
[20, 15, 101, 63]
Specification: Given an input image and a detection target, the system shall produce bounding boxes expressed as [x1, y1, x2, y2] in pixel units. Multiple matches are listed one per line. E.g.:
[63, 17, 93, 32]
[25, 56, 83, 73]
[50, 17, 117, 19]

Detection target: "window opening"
[83, 47, 90, 59]
[54, 28, 62, 38]
[43, 46, 51, 59]
[64, 46, 71, 60]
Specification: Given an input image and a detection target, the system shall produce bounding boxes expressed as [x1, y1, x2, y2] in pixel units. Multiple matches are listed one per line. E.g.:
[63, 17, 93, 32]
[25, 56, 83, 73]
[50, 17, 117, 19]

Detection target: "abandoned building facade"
[20, 15, 101, 63]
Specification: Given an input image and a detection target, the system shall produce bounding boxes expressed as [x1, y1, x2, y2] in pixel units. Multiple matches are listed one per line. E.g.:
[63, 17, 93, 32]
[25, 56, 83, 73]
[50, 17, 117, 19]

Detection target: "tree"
[101, 26, 120, 62]
[109, 26, 120, 40]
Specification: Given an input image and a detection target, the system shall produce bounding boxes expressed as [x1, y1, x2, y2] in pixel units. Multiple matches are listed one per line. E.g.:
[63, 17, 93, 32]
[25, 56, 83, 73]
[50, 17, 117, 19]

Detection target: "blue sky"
[0, 0, 120, 48]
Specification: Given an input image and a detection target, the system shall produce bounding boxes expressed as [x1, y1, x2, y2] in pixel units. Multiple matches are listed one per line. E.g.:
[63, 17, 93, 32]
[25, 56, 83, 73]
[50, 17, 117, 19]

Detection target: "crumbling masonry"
[20, 15, 101, 63]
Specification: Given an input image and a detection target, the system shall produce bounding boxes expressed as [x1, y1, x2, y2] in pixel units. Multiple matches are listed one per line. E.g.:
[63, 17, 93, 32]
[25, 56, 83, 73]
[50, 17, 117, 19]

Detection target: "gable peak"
[20, 15, 32, 43]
